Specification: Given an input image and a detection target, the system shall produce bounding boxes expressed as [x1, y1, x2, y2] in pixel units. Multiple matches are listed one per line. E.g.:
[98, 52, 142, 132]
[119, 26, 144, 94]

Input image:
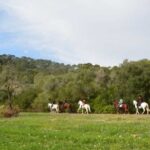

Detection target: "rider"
[137, 95, 144, 107]
[82, 99, 86, 104]
[118, 99, 123, 107]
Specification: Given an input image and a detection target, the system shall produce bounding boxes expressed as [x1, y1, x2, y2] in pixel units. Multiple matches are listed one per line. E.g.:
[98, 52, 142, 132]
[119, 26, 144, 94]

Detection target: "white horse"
[133, 100, 150, 114]
[77, 100, 91, 114]
[48, 103, 59, 113]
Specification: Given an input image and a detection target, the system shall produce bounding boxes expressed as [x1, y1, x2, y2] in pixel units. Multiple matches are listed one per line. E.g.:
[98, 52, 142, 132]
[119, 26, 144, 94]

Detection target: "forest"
[0, 54, 150, 113]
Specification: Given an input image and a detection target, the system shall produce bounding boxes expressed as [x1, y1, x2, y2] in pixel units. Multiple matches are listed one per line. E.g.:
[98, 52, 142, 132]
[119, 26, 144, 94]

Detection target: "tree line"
[0, 54, 150, 113]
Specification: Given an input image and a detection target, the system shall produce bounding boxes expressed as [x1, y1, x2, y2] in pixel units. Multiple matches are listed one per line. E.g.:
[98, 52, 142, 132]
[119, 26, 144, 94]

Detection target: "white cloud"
[0, 0, 150, 66]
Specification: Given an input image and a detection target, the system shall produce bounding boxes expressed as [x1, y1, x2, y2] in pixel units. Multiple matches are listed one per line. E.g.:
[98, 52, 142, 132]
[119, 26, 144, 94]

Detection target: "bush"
[101, 105, 115, 114]
[0, 105, 5, 117]
[14, 88, 38, 111]
[0, 105, 20, 118]
[92, 104, 115, 114]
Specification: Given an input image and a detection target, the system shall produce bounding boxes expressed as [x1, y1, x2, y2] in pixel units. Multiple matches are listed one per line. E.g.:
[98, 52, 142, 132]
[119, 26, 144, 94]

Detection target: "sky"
[0, 0, 150, 66]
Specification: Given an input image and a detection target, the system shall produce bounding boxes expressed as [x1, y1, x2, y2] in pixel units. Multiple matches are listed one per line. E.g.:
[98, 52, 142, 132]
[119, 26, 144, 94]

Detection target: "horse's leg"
[84, 107, 88, 114]
[82, 108, 84, 114]
[69, 105, 71, 113]
[142, 108, 145, 114]
[135, 107, 139, 114]
[117, 107, 120, 114]
[125, 107, 128, 114]
[50, 107, 52, 112]
[88, 106, 91, 113]
[116, 108, 118, 114]
[123, 107, 125, 114]
[56, 107, 59, 113]
[134, 104, 139, 114]
[146, 108, 149, 114]
[136, 109, 139, 114]
[148, 109, 150, 114]
[126, 106, 129, 114]
[126, 105, 129, 114]
[124, 107, 126, 114]
[148, 107, 150, 114]
[117, 109, 119, 114]
[77, 108, 79, 113]
[77, 107, 80, 113]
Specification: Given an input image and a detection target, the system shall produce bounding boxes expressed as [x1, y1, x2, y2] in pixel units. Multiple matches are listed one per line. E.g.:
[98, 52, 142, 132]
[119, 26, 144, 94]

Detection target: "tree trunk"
[7, 87, 13, 110]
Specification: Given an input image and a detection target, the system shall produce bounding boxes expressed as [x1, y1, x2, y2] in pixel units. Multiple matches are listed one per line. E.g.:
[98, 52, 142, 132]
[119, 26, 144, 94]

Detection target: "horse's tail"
[123, 104, 128, 113]
[88, 105, 91, 113]
[146, 103, 150, 113]
[147, 103, 149, 109]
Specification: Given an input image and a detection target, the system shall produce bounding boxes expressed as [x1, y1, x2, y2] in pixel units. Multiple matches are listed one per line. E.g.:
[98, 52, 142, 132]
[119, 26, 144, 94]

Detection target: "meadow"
[0, 113, 150, 150]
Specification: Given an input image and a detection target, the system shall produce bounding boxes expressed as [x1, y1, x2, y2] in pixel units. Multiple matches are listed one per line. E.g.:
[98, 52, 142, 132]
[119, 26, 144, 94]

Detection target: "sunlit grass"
[0, 113, 150, 150]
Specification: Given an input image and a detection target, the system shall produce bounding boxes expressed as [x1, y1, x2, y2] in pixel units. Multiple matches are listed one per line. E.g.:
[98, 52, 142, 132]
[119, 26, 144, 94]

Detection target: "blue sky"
[0, 0, 150, 66]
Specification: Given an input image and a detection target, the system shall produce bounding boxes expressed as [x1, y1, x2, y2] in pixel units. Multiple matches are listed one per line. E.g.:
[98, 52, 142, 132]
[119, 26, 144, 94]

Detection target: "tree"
[0, 65, 21, 109]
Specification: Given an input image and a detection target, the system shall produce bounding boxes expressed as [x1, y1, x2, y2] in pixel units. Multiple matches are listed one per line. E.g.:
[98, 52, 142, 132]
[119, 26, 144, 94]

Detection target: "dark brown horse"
[113, 100, 128, 114]
[59, 101, 72, 113]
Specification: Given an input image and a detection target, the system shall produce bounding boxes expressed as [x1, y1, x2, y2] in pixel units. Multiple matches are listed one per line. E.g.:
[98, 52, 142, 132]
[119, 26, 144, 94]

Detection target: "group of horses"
[48, 100, 91, 114]
[114, 99, 150, 114]
[48, 101, 72, 113]
[48, 99, 150, 114]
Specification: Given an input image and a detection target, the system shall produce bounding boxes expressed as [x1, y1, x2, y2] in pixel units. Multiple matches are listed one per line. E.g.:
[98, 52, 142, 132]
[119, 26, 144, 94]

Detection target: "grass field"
[0, 113, 150, 150]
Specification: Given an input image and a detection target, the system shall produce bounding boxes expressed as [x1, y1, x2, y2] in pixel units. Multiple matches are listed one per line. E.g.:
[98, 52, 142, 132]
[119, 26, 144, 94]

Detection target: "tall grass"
[0, 113, 150, 150]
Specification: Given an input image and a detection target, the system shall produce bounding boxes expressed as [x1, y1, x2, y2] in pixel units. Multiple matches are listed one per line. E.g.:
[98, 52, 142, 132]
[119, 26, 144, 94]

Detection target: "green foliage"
[0, 90, 7, 104]
[14, 88, 38, 111]
[0, 55, 150, 113]
[0, 64, 22, 109]
[101, 105, 116, 114]
[32, 92, 49, 112]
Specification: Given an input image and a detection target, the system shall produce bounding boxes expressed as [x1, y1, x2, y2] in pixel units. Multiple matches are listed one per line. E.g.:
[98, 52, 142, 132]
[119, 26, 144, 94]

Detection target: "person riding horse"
[114, 99, 128, 113]
[82, 99, 86, 104]
[78, 100, 91, 114]
[137, 95, 144, 107]
[118, 99, 123, 108]
[58, 100, 72, 113]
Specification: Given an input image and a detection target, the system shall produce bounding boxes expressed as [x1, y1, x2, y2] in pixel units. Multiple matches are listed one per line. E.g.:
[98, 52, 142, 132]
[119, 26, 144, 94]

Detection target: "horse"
[48, 103, 59, 113]
[113, 100, 128, 114]
[133, 100, 150, 114]
[77, 100, 91, 114]
[58, 101, 72, 113]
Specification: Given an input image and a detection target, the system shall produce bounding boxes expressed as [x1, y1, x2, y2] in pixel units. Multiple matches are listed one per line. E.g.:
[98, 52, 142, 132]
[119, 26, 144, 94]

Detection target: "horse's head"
[113, 100, 118, 108]
[78, 100, 83, 106]
[133, 100, 138, 106]
[48, 103, 52, 108]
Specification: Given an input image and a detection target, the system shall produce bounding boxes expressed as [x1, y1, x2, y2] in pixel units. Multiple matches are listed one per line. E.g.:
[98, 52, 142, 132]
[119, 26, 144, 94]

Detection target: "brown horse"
[59, 101, 72, 113]
[113, 100, 128, 114]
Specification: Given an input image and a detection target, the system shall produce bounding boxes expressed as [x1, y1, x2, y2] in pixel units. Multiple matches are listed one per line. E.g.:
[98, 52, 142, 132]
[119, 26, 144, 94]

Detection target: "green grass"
[0, 113, 150, 150]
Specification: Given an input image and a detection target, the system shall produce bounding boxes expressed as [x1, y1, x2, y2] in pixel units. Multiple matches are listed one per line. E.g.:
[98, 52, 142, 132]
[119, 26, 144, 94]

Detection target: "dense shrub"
[101, 105, 115, 114]
[0, 105, 20, 118]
